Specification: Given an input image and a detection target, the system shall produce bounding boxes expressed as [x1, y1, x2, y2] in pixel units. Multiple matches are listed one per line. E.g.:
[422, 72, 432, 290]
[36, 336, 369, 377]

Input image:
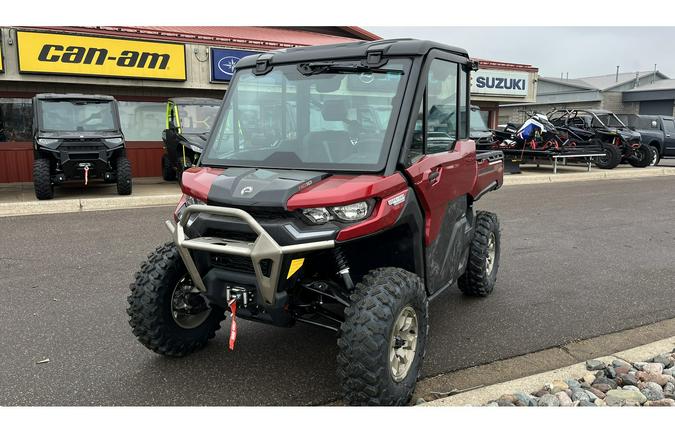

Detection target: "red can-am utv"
[128, 39, 504, 406]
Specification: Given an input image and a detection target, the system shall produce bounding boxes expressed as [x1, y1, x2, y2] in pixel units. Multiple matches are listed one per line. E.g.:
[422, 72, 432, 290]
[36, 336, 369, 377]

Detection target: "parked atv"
[547, 109, 653, 169]
[127, 39, 504, 406]
[161, 97, 221, 182]
[32, 94, 131, 200]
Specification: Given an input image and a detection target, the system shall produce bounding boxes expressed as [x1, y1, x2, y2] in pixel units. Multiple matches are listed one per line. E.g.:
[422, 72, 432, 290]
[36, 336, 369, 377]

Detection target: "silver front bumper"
[166, 204, 335, 305]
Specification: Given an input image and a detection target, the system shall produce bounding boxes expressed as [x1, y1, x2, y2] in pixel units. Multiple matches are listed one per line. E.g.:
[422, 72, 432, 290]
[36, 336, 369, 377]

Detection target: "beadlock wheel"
[389, 306, 419, 382]
[170, 276, 211, 329]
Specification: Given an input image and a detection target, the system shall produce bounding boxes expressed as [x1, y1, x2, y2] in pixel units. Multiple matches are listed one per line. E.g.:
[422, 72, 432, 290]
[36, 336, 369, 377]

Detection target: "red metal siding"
[0, 141, 164, 183]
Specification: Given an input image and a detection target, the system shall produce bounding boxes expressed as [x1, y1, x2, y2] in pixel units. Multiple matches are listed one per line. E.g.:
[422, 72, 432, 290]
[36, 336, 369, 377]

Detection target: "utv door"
[403, 56, 475, 295]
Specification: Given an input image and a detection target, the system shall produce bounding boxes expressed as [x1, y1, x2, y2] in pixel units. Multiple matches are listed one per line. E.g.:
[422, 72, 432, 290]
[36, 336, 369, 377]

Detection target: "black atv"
[161, 97, 221, 182]
[31, 94, 131, 200]
[547, 109, 653, 169]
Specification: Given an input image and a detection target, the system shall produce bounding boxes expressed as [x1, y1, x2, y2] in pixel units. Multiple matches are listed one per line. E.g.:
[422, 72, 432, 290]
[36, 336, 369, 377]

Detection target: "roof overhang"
[623, 90, 675, 102]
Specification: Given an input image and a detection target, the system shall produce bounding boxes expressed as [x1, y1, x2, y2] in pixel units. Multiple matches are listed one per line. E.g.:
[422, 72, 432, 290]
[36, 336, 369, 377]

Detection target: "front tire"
[594, 143, 621, 169]
[161, 154, 176, 181]
[116, 155, 133, 195]
[33, 158, 54, 200]
[458, 211, 501, 297]
[627, 144, 654, 168]
[337, 267, 428, 406]
[127, 242, 225, 357]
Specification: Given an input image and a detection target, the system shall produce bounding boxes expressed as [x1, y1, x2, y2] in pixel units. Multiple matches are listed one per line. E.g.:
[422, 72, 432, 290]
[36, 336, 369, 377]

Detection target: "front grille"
[211, 254, 255, 274]
[205, 229, 257, 243]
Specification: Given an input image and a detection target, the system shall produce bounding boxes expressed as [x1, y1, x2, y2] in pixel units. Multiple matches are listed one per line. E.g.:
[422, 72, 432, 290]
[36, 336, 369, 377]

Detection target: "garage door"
[639, 100, 674, 116]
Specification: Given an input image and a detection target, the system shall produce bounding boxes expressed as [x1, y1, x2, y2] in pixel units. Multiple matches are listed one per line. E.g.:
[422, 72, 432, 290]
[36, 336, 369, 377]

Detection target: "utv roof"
[169, 97, 222, 106]
[34, 93, 116, 101]
[236, 38, 470, 69]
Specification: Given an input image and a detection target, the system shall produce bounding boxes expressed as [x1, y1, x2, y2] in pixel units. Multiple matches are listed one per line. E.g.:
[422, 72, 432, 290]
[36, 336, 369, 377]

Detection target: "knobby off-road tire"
[627, 144, 654, 168]
[337, 267, 428, 406]
[458, 211, 500, 297]
[33, 158, 54, 200]
[127, 242, 225, 357]
[594, 143, 621, 169]
[161, 154, 176, 181]
[116, 155, 133, 195]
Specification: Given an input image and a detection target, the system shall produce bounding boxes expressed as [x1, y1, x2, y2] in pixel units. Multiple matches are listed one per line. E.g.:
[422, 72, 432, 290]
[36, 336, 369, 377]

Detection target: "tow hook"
[84, 165, 90, 186]
[224, 286, 255, 350]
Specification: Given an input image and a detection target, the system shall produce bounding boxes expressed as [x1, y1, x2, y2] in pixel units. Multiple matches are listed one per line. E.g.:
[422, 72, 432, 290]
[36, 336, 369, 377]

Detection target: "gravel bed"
[486, 349, 675, 406]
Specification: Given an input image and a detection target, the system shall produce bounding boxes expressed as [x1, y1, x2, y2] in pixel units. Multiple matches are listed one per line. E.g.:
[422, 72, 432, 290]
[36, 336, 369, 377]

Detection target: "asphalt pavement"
[1, 176, 675, 405]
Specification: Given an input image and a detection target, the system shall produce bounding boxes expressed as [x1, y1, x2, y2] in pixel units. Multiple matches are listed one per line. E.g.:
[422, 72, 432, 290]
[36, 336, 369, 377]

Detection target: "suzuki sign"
[210, 48, 259, 83]
[471, 69, 528, 97]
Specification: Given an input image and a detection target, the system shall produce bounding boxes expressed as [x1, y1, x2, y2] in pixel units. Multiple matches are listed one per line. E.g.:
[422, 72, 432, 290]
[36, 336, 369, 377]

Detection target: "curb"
[504, 166, 675, 186]
[422, 336, 675, 406]
[0, 194, 181, 218]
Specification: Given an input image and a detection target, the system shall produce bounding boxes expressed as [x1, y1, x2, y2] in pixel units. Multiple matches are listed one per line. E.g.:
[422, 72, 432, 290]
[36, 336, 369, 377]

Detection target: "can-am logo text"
[475, 76, 526, 91]
[37, 44, 171, 70]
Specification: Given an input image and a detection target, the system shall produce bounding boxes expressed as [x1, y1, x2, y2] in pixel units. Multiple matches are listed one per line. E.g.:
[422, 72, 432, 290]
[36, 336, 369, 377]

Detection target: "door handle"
[428, 168, 441, 185]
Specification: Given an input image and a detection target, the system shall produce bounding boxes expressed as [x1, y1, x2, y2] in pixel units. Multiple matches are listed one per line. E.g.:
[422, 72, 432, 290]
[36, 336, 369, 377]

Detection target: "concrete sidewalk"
[0, 177, 181, 217]
[1, 163, 675, 218]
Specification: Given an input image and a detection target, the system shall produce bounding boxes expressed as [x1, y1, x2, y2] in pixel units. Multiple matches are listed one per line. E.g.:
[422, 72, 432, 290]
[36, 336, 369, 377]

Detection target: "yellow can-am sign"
[17, 31, 186, 81]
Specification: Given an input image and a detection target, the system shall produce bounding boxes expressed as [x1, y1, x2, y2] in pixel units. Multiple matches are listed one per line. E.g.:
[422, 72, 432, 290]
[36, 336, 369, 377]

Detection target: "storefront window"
[0, 98, 33, 142]
[118, 101, 165, 141]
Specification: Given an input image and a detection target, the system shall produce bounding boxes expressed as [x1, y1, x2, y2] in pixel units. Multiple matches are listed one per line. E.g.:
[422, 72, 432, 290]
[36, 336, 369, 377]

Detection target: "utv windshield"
[469, 108, 489, 131]
[38, 100, 117, 132]
[177, 104, 220, 133]
[202, 59, 411, 172]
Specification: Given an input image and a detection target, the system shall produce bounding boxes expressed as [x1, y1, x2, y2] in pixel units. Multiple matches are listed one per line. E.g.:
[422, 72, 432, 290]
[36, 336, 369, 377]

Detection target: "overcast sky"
[364, 27, 675, 79]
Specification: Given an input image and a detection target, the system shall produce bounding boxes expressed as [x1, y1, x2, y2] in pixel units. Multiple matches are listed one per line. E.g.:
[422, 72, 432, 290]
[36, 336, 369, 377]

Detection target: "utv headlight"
[331, 201, 369, 222]
[302, 208, 331, 224]
[302, 201, 371, 225]
[37, 138, 61, 149]
[103, 137, 124, 148]
[174, 195, 205, 223]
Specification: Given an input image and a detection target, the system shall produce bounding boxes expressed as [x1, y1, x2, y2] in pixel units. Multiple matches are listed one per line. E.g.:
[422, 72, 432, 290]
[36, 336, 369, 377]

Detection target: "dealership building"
[499, 70, 675, 124]
[0, 26, 538, 183]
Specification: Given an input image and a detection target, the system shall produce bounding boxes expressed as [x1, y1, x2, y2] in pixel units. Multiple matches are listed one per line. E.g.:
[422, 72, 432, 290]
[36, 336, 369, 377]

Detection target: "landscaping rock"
[593, 383, 612, 393]
[514, 392, 536, 407]
[586, 386, 606, 399]
[652, 354, 674, 369]
[595, 398, 607, 406]
[533, 389, 548, 397]
[637, 371, 670, 386]
[586, 359, 606, 371]
[579, 400, 596, 406]
[640, 382, 664, 401]
[623, 385, 640, 392]
[619, 373, 639, 386]
[538, 394, 560, 407]
[582, 373, 596, 385]
[643, 362, 665, 375]
[613, 359, 631, 368]
[546, 380, 569, 394]
[555, 391, 573, 406]
[496, 399, 515, 406]
[664, 382, 675, 394]
[498, 394, 517, 404]
[605, 389, 648, 406]
[572, 389, 591, 402]
[606, 366, 617, 379]
[566, 379, 581, 389]
[634, 362, 649, 371]
[614, 366, 630, 376]
[585, 389, 599, 402]
[643, 398, 675, 407]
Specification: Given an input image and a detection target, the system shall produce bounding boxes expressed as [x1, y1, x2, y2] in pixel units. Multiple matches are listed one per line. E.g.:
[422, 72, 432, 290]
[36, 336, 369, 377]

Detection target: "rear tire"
[33, 158, 54, 200]
[594, 143, 621, 169]
[116, 155, 132, 195]
[337, 267, 428, 406]
[458, 211, 500, 297]
[127, 242, 225, 357]
[161, 154, 176, 181]
[648, 146, 661, 166]
[627, 144, 654, 168]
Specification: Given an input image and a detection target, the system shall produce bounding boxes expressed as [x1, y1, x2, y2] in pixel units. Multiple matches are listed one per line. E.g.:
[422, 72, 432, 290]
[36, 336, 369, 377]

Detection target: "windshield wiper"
[297, 62, 403, 76]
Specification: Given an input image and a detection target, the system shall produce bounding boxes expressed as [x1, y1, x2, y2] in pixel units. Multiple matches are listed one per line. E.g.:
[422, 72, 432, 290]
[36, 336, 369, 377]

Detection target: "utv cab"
[161, 97, 222, 181]
[32, 94, 131, 199]
[128, 39, 505, 406]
